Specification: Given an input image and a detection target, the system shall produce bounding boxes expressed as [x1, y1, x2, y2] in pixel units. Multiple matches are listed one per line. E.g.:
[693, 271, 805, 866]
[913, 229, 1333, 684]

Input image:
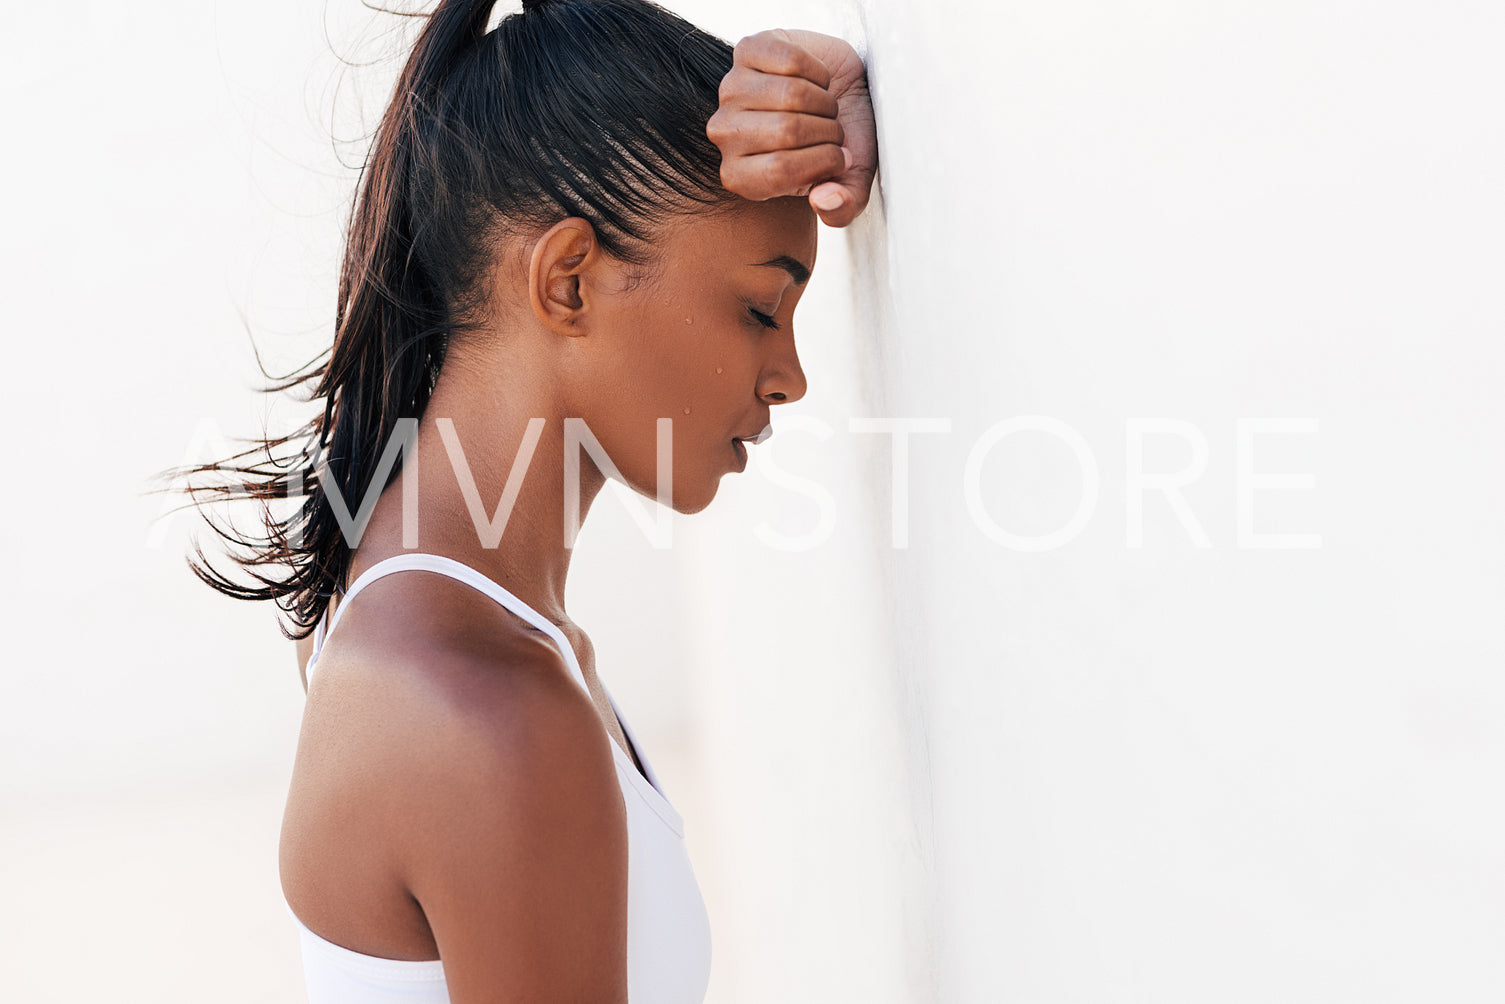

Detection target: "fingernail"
[813, 189, 843, 211]
[842, 146, 854, 171]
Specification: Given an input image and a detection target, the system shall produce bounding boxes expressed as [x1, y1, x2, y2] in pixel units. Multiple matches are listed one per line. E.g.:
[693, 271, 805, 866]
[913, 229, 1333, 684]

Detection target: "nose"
[756, 336, 807, 406]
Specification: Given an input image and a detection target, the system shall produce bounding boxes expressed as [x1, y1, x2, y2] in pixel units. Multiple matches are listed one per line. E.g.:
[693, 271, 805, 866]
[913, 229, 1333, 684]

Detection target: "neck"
[347, 353, 606, 627]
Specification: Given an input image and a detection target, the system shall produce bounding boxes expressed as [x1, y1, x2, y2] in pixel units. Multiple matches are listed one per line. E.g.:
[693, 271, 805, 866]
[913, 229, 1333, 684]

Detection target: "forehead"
[660, 197, 818, 279]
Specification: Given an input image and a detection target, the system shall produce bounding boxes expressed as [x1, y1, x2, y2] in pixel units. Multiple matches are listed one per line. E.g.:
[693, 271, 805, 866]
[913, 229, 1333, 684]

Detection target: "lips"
[734, 423, 773, 445]
[731, 423, 771, 473]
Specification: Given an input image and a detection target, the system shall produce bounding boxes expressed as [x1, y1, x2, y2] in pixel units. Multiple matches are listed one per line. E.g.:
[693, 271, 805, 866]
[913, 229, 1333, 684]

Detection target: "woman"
[179, 0, 876, 1000]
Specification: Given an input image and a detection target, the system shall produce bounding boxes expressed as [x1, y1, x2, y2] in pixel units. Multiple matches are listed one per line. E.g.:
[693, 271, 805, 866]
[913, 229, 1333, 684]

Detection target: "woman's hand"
[707, 29, 878, 228]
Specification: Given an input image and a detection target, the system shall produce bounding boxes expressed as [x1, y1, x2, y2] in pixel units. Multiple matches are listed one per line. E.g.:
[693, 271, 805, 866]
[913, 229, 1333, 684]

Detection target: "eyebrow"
[752, 255, 811, 286]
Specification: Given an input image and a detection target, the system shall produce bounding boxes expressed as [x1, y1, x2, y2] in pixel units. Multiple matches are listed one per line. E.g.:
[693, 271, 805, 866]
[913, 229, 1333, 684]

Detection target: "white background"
[2, 1, 1502, 1001]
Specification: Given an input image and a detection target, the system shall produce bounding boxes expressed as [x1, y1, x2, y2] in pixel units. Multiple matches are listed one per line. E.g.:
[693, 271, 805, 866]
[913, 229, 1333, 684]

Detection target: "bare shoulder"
[282, 585, 628, 999]
[392, 639, 630, 1000]
[362, 624, 620, 821]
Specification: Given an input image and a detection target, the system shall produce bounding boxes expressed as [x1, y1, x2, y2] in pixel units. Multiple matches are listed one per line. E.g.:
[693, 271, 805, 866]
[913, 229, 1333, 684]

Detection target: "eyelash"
[748, 307, 781, 331]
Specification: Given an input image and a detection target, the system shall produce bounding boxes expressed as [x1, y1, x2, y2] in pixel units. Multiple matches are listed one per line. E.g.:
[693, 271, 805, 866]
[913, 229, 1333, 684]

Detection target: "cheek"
[676, 332, 760, 437]
[630, 308, 753, 420]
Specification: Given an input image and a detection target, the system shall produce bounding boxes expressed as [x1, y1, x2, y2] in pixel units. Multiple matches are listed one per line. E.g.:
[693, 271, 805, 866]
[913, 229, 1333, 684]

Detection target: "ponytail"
[160, 0, 734, 641]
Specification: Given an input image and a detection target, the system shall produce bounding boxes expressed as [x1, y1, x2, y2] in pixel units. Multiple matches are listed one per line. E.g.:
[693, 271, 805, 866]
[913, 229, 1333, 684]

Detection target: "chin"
[618, 466, 721, 516]
[671, 483, 720, 516]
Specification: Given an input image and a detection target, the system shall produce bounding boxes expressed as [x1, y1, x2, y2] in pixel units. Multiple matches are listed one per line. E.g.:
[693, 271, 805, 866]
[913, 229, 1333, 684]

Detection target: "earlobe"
[528, 218, 598, 336]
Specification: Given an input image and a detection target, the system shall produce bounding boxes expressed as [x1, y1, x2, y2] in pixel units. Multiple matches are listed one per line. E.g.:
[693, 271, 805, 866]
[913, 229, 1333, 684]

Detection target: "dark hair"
[156, 0, 735, 640]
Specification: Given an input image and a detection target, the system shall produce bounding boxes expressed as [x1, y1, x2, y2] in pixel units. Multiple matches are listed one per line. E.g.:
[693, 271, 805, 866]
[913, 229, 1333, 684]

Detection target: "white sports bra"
[291, 552, 713, 1003]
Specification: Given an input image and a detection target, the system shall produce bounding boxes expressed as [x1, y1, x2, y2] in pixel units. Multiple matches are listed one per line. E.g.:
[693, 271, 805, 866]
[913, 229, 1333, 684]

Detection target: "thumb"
[807, 148, 871, 228]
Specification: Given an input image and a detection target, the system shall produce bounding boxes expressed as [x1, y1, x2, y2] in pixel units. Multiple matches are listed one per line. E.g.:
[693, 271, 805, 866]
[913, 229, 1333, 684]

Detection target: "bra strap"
[309, 552, 590, 694]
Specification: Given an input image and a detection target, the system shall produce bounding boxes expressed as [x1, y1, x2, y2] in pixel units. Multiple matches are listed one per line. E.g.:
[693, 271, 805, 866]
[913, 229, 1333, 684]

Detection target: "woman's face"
[568, 196, 818, 514]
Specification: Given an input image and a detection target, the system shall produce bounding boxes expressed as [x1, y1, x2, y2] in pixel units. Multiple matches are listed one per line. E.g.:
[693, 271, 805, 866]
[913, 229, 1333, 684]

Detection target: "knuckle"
[770, 113, 801, 149]
[737, 30, 780, 61]
[764, 155, 803, 192]
[722, 163, 768, 200]
[719, 66, 752, 103]
[773, 75, 804, 110]
[722, 164, 757, 197]
[736, 31, 817, 82]
[761, 40, 801, 75]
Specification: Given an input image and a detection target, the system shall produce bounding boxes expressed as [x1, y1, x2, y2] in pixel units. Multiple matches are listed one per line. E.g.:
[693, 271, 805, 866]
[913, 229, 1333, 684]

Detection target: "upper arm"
[395, 653, 629, 1004]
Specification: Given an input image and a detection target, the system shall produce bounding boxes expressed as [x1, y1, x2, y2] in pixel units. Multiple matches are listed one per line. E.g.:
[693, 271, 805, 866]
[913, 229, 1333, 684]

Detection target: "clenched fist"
[706, 29, 878, 228]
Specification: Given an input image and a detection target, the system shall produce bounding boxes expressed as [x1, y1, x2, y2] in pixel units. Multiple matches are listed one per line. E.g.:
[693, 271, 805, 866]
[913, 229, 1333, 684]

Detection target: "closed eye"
[749, 307, 781, 330]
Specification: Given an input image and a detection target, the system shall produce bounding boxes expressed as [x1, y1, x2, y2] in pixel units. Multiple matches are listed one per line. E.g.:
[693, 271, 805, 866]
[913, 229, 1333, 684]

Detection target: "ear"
[527, 217, 602, 337]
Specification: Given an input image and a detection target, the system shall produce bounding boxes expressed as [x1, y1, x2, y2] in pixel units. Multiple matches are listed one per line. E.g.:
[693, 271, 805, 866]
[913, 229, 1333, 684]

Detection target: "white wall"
[839, 0, 1504, 1001]
[4, 1, 1503, 1002]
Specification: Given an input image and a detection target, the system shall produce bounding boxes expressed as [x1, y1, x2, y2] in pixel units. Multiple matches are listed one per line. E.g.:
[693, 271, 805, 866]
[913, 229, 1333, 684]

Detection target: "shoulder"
[390, 635, 623, 841]
[387, 635, 626, 877]
[304, 595, 622, 848]
[391, 642, 630, 998]
[293, 610, 629, 997]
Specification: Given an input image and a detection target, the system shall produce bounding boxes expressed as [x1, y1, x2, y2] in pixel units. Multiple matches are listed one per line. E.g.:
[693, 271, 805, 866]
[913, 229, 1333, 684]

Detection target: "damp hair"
[154, 0, 736, 641]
